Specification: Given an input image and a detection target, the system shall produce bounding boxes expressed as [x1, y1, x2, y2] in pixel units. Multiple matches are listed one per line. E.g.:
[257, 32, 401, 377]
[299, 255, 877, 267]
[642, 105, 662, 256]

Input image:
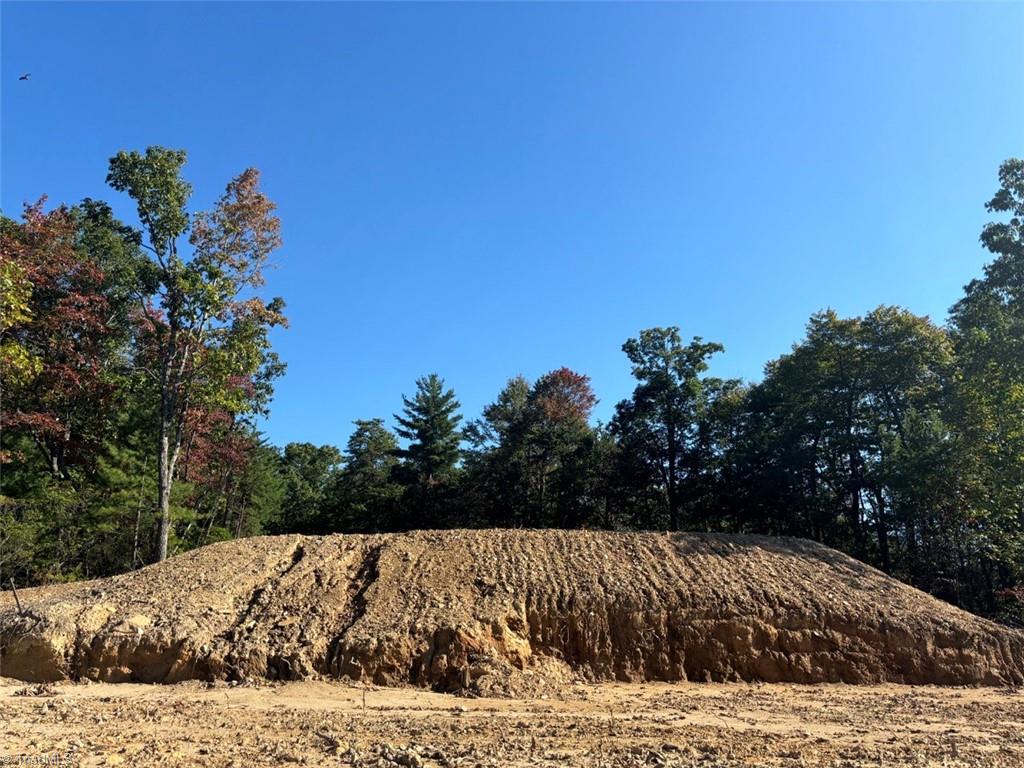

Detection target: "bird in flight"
[19, 73, 30, 81]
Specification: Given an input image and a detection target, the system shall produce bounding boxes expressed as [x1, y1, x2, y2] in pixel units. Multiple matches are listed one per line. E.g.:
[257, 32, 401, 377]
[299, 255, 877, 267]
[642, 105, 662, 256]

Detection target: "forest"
[1, 147, 1022, 626]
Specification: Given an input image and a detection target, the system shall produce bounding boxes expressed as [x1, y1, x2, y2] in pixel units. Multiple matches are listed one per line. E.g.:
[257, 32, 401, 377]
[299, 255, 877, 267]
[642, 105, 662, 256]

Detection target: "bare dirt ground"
[4, 531, 1024, 766]
[2, 678, 1024, 767]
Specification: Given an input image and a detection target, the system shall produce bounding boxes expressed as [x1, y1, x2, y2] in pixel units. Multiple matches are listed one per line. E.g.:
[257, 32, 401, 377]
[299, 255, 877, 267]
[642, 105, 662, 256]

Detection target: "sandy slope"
[2, 529, 1023, 690]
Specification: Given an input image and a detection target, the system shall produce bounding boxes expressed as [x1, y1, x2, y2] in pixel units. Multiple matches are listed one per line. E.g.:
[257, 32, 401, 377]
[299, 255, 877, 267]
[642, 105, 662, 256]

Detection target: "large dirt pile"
[2, 530, 1023, 691]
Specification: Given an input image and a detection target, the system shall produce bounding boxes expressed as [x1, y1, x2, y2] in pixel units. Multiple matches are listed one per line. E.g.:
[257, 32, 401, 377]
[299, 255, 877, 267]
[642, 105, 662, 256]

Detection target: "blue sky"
[2, 2, 1022, 448]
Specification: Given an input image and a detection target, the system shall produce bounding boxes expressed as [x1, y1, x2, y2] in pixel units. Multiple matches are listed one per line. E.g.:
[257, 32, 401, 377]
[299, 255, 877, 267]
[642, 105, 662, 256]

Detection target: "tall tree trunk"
[667, 484, 679, 531]
[905, 517, 918, 578]
[847, 451, 866, 559]
[156, 416, 172, 562]
[666, 417, 679, 532]
[156, 364, 183, 562]
[873, 486, 891, 573]
[155, 324, 190, 562]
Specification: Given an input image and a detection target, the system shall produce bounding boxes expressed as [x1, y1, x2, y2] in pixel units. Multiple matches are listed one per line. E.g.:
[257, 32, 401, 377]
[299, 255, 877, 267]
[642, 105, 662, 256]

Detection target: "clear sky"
[2, 2, 1022, 449]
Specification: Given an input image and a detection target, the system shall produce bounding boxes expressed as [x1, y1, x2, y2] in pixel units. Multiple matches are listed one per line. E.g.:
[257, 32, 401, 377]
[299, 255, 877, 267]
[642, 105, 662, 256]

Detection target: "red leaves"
[3, 410, 66, 440]
[1, 199, 118, 472]
[179, 406, 256, 490]
[531, 367, 597, 426]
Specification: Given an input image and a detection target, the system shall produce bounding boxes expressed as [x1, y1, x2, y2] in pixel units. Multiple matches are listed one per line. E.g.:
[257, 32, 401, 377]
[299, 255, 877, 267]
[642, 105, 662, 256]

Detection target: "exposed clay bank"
[2, 530, 1022, 692]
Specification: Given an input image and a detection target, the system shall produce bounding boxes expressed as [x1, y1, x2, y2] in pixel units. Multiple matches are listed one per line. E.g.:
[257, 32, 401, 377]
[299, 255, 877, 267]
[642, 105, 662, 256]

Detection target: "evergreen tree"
[463, 376, 532, 526]
[463, 370, 601, 527]
[394, 374, 463, 485]
[393, 374, 463, 526]
[329, 419, 402, 532]
[267, 443, 342, 534]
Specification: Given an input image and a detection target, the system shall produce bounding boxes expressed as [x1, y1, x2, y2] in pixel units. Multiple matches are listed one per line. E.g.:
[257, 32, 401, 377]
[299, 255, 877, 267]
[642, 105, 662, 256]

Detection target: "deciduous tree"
[106, 147, 286, 560]
[0, 201, 126, 479]
[611, 328, 737, 531]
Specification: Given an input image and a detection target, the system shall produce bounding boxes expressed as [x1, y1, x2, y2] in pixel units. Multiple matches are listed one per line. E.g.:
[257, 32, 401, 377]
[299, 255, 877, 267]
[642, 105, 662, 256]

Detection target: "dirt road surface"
[3, 679, 1023, 767]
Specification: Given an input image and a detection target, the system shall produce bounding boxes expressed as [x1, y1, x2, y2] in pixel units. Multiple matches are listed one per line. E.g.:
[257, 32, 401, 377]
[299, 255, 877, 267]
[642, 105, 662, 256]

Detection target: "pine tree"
[392, 374, 463, 527]
[394, 374, 463, 485]
[329, 419, 403, 532]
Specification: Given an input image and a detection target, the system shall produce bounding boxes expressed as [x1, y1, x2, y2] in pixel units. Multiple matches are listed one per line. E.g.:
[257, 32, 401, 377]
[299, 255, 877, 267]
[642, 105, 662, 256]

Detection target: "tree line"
[2, 149, 1022, 626]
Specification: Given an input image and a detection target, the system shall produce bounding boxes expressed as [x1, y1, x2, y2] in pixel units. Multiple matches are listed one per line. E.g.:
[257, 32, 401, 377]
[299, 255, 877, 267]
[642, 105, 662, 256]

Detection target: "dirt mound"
[2, 530, 1023, 691]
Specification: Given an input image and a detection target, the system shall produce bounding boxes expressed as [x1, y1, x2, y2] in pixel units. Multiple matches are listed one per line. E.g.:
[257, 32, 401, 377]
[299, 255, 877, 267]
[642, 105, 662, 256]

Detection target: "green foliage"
[1, 428, 171, 581]
[4, 149, 1023, 627]
[463, 376, 533, 526]
[394, 374, 463, 484]
[328, 419, 403, 532]
[464, 369, 602, 527]
[0, 250, 38, 385]
[106, 147, 191, 256]
[184, 439, 287, 546]
[391, 374, 463, 526]
[611, 328, 739, 531]
[105, 146, 286, 561]
[1, 146, 288, 572]
[947, 157, 1024, 617]
[725, 308, 956, 570]
[266, 443, 342, 534]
